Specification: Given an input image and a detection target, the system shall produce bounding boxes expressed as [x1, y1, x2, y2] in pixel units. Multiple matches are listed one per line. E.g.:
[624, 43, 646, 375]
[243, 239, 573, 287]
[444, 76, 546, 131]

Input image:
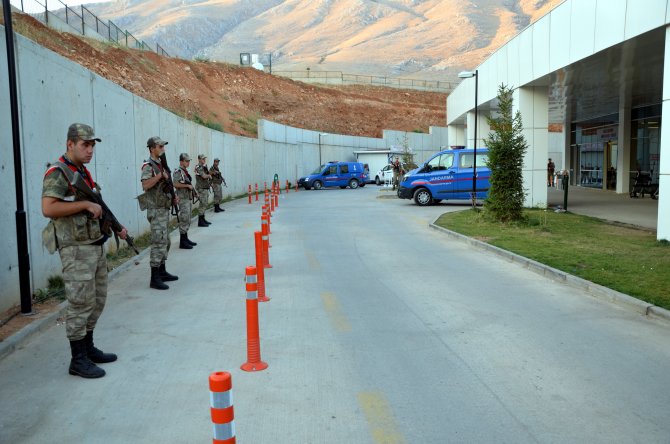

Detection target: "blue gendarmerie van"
[397, 147, 490, 205]
[298, 161, 369, 190]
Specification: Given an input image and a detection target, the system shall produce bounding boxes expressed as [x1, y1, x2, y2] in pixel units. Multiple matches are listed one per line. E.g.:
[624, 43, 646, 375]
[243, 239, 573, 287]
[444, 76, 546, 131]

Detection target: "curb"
[429, 218, 670, 323]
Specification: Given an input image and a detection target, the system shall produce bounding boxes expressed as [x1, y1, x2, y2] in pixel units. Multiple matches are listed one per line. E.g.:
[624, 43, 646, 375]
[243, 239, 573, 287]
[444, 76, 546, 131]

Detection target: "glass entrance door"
[605, 142, 618, 190]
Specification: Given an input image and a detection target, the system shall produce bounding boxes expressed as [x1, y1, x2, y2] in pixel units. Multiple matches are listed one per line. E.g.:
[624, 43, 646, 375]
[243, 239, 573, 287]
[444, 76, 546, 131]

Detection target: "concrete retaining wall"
[0, 26, 449, 314]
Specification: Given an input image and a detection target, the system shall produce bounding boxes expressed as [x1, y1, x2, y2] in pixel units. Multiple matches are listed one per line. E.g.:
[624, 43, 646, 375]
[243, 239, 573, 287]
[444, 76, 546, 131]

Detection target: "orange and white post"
[261, 215, 272, 268]
[255, 183, 259, 201]
[209, 371, 236, 444]
[241, 266, 268, 372]
[254, 231, 270, 302]
[247, 184, 252, 204]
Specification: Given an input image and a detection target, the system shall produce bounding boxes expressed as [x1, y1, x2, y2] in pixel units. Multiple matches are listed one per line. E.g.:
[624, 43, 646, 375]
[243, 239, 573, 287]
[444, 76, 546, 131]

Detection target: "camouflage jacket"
[140, 159, 172, 209]
[194, 164, 211, 190]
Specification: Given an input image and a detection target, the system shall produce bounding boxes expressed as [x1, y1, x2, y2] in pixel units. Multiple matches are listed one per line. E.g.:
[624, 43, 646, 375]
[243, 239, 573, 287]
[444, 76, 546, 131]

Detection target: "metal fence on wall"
[8, 0, 169, 57]
[274, 70, 455, 93]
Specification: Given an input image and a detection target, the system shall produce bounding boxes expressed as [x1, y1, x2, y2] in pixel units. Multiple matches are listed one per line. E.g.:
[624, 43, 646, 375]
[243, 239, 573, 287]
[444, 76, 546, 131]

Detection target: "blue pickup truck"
[397, 148, 490, 205]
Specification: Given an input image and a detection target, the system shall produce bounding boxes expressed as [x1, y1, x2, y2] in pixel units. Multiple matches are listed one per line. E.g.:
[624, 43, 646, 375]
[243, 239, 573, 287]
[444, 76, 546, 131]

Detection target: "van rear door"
[455, 152, 490, 198]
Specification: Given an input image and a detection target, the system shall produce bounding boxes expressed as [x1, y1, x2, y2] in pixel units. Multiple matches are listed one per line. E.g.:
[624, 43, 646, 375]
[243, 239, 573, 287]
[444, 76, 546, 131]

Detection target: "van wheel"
[349, 179, 359, 189]
[375, 176, 381, 185]
[413, 188, 432, 206]
[313, 181, 323, 190]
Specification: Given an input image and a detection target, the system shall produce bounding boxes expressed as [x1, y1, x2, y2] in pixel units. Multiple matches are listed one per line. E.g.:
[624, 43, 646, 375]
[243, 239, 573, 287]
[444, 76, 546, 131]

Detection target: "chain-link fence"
[8, 0, 169, 57]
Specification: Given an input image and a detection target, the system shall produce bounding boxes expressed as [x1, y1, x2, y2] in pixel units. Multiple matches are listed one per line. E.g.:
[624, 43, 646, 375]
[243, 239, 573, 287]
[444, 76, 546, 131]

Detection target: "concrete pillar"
[514, 86, 549, 208]
[464, 111, 490, 149]
[616, 99, 631, 195]
[657, 27, 670, 240]
[447, 124, 466, 148]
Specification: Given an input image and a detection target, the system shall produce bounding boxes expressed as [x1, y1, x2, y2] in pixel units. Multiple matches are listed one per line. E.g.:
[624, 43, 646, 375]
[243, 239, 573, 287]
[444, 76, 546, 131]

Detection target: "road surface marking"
[321, 292, 351, 332]
[358, 391, 407, 444]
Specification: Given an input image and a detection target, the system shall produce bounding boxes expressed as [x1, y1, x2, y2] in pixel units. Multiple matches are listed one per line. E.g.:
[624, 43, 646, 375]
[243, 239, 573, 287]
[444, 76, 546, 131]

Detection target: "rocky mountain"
[88, 0, 560, 81]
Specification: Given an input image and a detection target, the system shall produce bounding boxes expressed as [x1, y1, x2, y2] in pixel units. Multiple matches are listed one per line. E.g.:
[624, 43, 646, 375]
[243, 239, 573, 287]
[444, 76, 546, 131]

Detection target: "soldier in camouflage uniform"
[141, 136, 179, 290]
[42, 123, 127, 379]
[173, 153, 198, 249]
[210, 157, 226, 213]
[194, 154, 213, 227]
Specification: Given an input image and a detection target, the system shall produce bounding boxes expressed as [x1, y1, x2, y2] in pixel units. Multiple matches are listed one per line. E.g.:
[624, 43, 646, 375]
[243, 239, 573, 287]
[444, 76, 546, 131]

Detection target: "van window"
[427, 153, 454, 171]
[327, 165, 337, 175]
[460, 153, 489, 168]
[340, 164, 349, 174]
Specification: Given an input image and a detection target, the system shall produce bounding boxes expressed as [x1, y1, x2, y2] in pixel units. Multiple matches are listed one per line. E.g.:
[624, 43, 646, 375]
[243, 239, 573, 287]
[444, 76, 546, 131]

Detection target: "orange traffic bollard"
[255, 183, 258, 201]
[295, 179, 298, 192]
[241, 266, 268, 372]
[270, 190, 275, 212]
[264, 181, 267, 193]
[261, 215, 272, 268]
[254, 231, 270, 302]
[274, 190, 278, 208]
[286, 180, 289, 193]
[247, 184, 252, 204]
[209, 371, 236, 443]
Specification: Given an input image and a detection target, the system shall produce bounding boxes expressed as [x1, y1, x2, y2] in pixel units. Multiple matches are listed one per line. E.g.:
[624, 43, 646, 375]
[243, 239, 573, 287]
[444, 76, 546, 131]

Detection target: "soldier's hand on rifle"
[173, 196, 180, 206]
[117, 226, 128, 240]
[86, 202, 103, 219]
[162, 170, 169, 181]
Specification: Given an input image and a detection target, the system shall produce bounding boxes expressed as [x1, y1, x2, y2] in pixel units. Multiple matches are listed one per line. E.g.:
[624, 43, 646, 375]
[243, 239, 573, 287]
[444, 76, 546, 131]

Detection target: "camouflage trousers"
[147, 207, 171, 267]
[59, 244, 107, 340]
[197, 188, 210, 215]
[177, 195, 192, 234]
[212, 183, 223, 204]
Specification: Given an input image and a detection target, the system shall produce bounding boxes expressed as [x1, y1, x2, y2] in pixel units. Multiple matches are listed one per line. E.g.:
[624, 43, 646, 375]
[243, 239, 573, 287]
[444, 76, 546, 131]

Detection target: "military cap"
[147, 136, 168, 147]
[213, 158, 220, 162]
[67, 123, 101, 142]
[179, 153, 191, 161]
[198, 154, 207, 160]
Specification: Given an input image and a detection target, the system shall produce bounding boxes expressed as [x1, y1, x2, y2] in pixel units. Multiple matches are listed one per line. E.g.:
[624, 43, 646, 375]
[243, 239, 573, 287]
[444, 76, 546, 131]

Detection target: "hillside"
[88, 0, 562, 80]
[5, 12, 447, 138]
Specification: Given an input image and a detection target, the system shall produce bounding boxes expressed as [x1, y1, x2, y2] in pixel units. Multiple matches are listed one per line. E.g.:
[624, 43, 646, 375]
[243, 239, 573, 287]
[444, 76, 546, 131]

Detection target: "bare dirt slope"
[7, 12, 447, 139]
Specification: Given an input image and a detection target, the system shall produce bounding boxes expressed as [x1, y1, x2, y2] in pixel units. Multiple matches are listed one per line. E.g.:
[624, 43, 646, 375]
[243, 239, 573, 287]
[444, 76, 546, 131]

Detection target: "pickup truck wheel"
[413, 188, 432, 206]
[349, 179, 359, 189]
[313, 181, 323, 190]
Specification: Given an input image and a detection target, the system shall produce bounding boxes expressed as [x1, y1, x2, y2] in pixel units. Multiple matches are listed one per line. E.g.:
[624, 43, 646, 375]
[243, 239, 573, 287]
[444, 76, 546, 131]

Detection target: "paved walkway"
[0, 185, 666, 443]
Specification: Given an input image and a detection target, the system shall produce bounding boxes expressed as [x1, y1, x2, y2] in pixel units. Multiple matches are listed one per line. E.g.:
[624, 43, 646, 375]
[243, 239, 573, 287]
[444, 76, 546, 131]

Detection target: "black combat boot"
[214, 204, 225, 212]
[186, 234, 197, 246]
[198, 215, 209, 227]
[203, 216, 212, 225]
[179, 233, 193, 249]
[150, 266, 169, 290]
[69, 339, 105, 378]
[159, 263, 178, 281]
[85, 330, 117, 363]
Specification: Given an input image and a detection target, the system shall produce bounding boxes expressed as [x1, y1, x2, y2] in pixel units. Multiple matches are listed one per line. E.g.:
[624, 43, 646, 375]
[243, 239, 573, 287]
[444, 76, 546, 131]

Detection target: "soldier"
[173, 153, 198, 249]
[194, 154, 213, 227]
[140, 136, 179, 290]
[42, 123, 127, 379]
[210, 157, 226, 212]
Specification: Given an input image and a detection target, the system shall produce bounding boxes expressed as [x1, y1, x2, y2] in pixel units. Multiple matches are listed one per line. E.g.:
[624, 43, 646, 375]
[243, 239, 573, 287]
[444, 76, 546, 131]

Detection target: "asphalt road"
[1, 185, 669, 443]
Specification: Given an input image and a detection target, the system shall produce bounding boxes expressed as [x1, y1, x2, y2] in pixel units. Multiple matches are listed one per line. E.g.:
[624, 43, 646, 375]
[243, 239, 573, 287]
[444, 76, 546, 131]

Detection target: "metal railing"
[8, 0, 169, 57]
[274, 70, 455, 93]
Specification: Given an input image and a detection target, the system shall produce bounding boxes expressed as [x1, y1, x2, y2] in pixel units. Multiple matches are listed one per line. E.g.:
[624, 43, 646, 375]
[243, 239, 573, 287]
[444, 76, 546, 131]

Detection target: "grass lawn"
[435, 209, 670, 310]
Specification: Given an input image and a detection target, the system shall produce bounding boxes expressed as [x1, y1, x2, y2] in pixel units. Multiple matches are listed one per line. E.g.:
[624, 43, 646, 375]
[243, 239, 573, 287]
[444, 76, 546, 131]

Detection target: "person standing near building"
[547, 158, 556, 187]
[195, 154, 213, 227]
[42, 123, 127, 379]
[140, 136, 179, 290]
[210, 157, 225, 213]
[173, 153, 198, 249]
[392, 156, 402, 190]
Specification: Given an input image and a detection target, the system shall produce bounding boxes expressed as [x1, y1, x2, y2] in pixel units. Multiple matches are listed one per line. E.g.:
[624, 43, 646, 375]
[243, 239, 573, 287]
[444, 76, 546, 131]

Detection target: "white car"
[374, 164, 395, 185]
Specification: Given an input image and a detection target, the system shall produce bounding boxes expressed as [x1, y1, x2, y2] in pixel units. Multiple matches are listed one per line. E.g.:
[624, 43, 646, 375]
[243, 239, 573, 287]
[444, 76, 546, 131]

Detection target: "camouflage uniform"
[173, 166, 194, 235]
[141, 158, 172, 267]
[42, 157, 108, 341]
[210, 161, 223, 205]
[194, 162, 210, 216]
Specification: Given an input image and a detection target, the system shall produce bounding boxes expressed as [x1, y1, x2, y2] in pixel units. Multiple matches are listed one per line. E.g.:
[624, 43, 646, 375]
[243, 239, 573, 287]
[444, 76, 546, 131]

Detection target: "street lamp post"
[458, 69, 478, 208]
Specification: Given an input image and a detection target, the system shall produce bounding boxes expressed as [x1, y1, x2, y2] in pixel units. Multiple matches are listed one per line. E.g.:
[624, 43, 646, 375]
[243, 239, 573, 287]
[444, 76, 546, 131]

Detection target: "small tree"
[397, 133, 416, 169]
[483, 84, 528, 222]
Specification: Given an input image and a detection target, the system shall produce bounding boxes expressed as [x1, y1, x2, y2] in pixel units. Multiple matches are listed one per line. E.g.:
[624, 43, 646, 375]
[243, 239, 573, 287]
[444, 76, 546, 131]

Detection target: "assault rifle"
[159, 153, 180, 218]
[210, 166, 227, 187]
[70, 174, 140, 255]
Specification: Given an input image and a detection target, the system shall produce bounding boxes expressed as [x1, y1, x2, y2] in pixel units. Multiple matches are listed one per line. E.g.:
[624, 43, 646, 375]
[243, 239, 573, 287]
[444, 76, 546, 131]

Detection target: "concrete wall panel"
[548, 2, 572, 72]
[625, 0, 667, 39]
[594, 0, 627, 53]
[569, 0, 597, 62]
[517, 28, 534, 87]
[532, 18, 551, 80]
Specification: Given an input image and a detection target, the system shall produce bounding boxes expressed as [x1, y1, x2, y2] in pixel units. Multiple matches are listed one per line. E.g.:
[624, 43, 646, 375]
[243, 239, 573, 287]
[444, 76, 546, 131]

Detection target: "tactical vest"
[138, 160, 172, 210]
[42, 162, 104, 253]
[210, 165, 223, 185]
[173, 167, 193, 200]
[195, 164, 210, 190]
